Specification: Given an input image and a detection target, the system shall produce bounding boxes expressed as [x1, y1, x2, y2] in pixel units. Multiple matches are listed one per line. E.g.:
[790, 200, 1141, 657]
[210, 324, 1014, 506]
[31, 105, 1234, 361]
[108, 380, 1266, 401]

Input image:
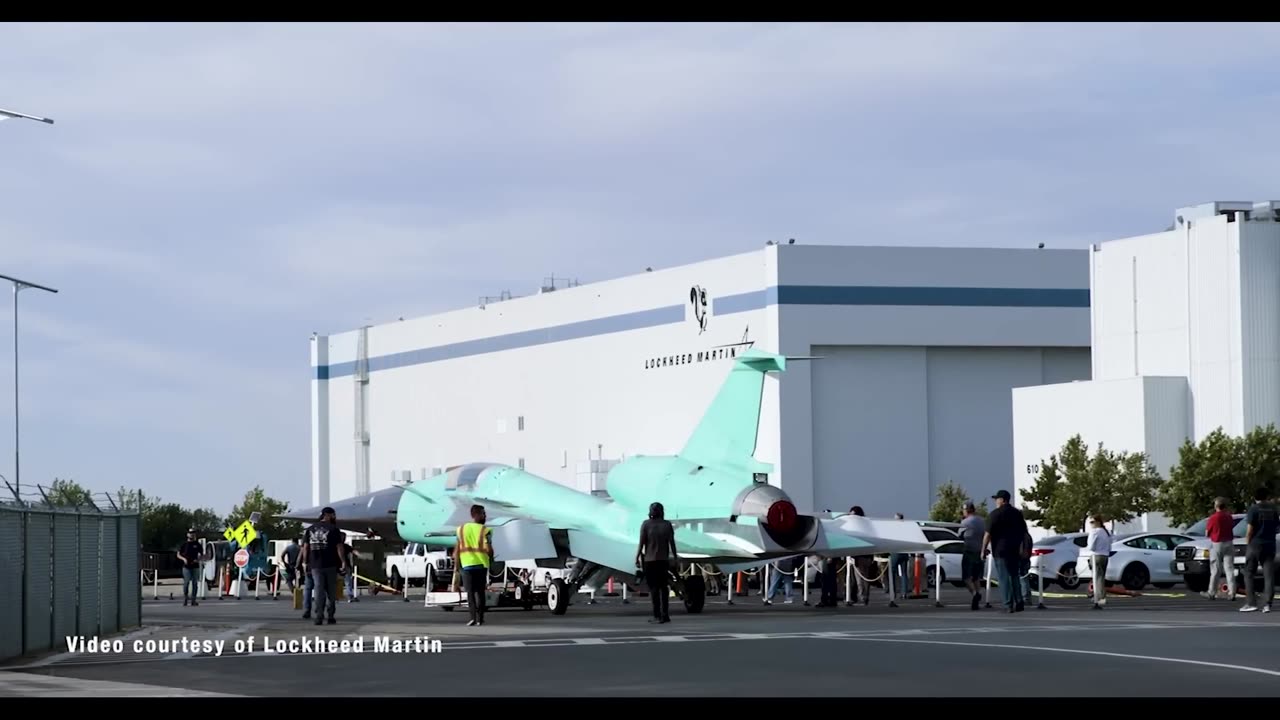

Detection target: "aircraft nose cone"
[283, 486, 405, 540]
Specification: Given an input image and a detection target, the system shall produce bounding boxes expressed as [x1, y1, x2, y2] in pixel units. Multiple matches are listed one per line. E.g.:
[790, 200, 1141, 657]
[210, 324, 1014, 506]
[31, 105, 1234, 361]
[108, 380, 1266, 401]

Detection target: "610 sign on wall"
[1024, 464, 1041, 476]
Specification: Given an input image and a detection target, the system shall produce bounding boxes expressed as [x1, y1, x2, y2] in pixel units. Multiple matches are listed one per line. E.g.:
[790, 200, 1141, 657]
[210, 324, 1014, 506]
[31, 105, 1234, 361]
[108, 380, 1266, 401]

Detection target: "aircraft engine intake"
[732, 484, 817, 550]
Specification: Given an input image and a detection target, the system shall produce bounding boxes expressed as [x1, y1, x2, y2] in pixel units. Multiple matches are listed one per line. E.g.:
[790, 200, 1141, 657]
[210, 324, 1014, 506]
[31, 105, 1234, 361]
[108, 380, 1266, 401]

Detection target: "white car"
[918, 522, 962, 543]
[1028, 532, 1088, 590]
[1074, 531, 1195, 591]
[923, 539, 969, 589]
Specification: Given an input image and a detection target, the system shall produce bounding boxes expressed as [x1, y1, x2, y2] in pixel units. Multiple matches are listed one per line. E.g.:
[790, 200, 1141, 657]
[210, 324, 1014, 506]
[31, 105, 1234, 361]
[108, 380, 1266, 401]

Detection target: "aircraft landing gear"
[548, 578, 570, 614]
[679, 574, 706, 614]
[547, 559, 604, 615]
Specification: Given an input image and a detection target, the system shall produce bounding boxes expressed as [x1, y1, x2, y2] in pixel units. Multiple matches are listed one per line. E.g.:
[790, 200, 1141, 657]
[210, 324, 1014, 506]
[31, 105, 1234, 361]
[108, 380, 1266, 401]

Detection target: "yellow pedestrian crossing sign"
[223, 519, 258, 548]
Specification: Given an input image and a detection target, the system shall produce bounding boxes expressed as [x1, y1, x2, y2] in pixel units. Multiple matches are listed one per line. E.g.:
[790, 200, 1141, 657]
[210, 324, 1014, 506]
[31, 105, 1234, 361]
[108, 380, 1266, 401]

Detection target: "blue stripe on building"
[315, 285, 1089, 379]
[318, 304, 685, 379]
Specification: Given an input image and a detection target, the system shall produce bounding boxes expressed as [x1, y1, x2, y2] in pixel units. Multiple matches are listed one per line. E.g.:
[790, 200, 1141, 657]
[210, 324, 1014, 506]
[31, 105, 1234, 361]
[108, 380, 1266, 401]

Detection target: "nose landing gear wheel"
[548, 578, 570, 615]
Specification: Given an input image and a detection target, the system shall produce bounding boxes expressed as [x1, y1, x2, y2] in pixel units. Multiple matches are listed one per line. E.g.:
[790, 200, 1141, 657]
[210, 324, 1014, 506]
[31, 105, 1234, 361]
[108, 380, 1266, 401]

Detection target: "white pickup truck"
[385, 542, 454, 591]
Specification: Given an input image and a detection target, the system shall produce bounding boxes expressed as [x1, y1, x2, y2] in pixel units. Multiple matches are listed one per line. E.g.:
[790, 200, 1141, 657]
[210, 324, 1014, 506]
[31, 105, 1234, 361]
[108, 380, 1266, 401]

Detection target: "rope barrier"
[852, 561, 888, 583]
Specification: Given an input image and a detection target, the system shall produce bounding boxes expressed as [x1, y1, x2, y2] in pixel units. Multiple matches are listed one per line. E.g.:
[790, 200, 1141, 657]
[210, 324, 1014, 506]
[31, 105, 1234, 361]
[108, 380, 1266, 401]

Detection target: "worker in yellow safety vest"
[452, 504, 493, 626]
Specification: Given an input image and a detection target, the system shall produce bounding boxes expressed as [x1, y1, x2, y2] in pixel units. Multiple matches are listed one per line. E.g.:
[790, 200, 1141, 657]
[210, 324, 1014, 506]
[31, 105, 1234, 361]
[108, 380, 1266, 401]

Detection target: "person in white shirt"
[1086, 515, 1112, 609]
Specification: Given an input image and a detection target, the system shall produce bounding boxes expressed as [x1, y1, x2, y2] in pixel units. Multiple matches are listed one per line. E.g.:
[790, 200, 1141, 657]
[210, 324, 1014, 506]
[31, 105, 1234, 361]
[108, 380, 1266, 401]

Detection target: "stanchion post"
[254, 569, 261, 599]
[762, 564, 770, 603]
[845, 558, 853, 606]
[1036, 566, 1046, 609]
[802, 561, 810, 606]
[198, 561, 206, 599]
[727, 571, 735, 605]
[983, 553, 993, 608]
[236, 567, 244, 599]
[622, 580, 629, 604]
[153, 566, 158, 599]
[887, 558, 898, 608]
[934, 556, 944, 608]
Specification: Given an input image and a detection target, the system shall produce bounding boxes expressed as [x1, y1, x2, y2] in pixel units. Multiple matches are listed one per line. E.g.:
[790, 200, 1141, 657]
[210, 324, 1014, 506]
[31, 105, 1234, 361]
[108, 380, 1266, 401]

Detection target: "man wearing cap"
[300, 507, 347, 626]
[176, 529, 203, 607]
[958, 501, 985, 610]
[981, 490, 1029, 613]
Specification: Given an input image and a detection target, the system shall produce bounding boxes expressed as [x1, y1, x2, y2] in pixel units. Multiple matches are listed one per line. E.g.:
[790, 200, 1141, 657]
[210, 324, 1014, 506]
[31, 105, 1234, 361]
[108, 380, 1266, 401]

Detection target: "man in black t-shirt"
[636, 502, 678, 624]
[301, 507, 347, 626]
[981, 490, 1028, 613]
[176, 529, 202, 607]
[1242, 487, 1277, 613]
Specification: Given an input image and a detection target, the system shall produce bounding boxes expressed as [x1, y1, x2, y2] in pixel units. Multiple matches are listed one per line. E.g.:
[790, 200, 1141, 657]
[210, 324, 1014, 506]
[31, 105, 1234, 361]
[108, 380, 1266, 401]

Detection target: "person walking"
[453, 504, 494, 626]
[279, 536, 301, 592]
[958, 502, 985, 610]
[1240, 487, 1277, 613]
[1086, 515, 1112, 609]
[344, 542, 360, 602]
[764, 555, 797, 605]
[636, 501, 678, 623]
[301, 507, 347, 626]
[818, 555, 839, 607]
[889, 513, 911, 599]
[176, 529, 202, 607]
[981, 490, 1028, 613]
[1205, 498, 1236, 600]
[850, 506, 872, 605]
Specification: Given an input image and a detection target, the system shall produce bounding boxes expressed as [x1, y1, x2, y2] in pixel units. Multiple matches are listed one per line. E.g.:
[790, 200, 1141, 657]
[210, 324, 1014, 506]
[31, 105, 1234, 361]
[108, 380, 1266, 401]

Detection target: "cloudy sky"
[2, 22, 1278, 516]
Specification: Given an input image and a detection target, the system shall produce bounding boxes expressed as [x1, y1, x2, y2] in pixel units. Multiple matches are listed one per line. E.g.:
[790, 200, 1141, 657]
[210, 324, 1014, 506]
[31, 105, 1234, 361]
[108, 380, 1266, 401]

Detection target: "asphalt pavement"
[2, 583, 1277, 696]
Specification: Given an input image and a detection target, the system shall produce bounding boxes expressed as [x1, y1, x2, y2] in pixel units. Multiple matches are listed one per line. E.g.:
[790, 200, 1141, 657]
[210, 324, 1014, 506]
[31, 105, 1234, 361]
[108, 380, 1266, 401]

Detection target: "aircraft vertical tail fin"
[678, 349, 786, 474]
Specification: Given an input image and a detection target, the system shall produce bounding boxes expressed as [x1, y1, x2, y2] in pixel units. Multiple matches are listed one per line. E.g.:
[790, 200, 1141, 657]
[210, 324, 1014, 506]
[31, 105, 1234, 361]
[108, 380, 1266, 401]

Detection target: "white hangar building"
[1013, 200, 1280, 535]
[311, 242, 1092, 521]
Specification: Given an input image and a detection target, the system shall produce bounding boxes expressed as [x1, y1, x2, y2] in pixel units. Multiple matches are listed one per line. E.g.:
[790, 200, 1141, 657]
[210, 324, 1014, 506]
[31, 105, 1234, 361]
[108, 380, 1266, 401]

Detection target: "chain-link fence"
[0, 499, 141, 663]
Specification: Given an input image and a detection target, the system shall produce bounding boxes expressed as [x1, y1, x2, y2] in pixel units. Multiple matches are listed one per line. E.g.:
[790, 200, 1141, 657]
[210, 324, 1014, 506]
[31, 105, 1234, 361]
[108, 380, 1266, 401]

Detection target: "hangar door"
[810, 346, 1087, 519]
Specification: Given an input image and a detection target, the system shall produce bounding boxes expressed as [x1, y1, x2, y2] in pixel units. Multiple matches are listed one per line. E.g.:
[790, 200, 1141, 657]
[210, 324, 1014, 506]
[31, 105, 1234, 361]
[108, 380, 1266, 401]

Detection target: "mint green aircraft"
[288, 348, 932, 615]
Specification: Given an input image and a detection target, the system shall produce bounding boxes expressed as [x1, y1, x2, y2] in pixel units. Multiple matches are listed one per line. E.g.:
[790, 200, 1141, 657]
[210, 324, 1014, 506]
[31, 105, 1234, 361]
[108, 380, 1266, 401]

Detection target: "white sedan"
[923, 540, 969, 589]
[1074, 531, 1194, 591]
[1028, 532, 1088, 590]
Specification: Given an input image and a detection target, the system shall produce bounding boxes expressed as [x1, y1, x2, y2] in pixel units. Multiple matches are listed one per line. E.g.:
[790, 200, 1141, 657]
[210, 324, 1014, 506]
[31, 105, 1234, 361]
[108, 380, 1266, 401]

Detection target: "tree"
[929, 480, 988, 523]
[188, 507, 223, 534]
[117, 486, 226, 551]
[225, 486, 301, 545]
[1020, 434, 1163, 533]
[1156, 424, 1280, 527]
[43, 478, 93, 507]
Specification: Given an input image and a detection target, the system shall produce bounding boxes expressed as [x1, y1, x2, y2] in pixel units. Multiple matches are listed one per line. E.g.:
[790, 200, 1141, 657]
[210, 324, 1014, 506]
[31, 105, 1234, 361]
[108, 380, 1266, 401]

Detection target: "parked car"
[923, 539, 968, 589]
[1075, 531, 1194, 591]
[1027, 532, 1088, 590]
[1171, 513, 1278, 593]
[918, 521, 962, 543]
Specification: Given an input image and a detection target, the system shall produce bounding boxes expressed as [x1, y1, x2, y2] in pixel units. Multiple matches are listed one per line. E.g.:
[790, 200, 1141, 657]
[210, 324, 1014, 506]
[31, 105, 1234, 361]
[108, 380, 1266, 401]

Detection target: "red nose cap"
[766, 500, 797, 532]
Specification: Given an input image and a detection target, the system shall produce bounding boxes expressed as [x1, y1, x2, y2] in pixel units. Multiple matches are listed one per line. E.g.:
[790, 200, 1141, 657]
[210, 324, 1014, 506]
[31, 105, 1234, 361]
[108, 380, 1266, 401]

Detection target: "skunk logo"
[689, 286, 708, 334]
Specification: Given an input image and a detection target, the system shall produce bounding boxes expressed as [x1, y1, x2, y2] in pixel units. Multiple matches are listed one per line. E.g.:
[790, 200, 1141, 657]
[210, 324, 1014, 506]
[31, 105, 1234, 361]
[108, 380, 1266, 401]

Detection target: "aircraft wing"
[402, 485, 574, 561]
[823, 516, 935, 554]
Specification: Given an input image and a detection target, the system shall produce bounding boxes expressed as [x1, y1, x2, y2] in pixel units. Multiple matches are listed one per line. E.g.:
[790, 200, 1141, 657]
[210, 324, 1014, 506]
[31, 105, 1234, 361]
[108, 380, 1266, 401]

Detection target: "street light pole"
[1, 106, 54, 502]
[0, 274, 58, 501]
[2, 107, 54, 659]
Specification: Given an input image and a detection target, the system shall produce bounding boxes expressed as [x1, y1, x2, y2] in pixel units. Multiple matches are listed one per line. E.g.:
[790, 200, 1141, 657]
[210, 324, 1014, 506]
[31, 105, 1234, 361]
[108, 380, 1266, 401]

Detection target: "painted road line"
[0, 671, 242, 697]
[167, 622, 265, 660]
[6, 626, 163, 669]
[21, 619, 1276, 666]
[822, 636, 1280, 678]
